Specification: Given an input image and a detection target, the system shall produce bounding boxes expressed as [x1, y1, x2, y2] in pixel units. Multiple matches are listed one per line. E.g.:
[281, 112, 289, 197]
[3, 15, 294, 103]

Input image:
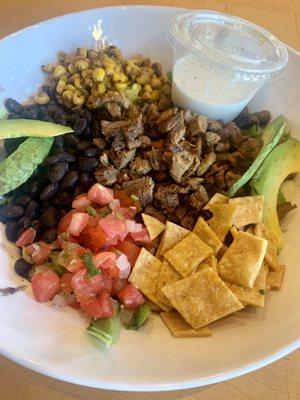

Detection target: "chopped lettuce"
[82, 252, 100, 278]
[228, 116, 286, 197]
[124, 83, 141, 103]
[127, 303, 151, 331]
[87, 307, 121, 347]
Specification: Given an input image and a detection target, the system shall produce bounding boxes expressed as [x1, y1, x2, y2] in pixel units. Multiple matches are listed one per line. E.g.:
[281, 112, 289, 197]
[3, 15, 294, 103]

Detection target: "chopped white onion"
[116, 254, 131, 279]
[52, 294, 67, 309]
[109, 199, 121, 210]
[125, 220, 143, 233]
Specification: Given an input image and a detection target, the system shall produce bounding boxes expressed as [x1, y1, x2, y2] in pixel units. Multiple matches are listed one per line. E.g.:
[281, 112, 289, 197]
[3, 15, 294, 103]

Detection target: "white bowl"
[0, 6, 299, 392]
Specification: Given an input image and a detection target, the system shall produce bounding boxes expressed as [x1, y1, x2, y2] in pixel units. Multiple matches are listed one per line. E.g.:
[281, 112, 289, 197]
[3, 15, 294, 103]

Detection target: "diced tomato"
[115, 240, 141, 266]
[89, 274, 113, 293]
[130, 227, 152, 244]
[31, 270, 60, 302]
[58, 209, 84, 234]
[26, 241, 51, 265]
[117, 284, 144, 310]
[93, 251, 118, 278]
[80, 291, 114, 319]
[113, 190, 135, 207]
[118, 206, 137, 220]
[111, 278, 127, 296]
[88, 183, 114, 206]
[16, 227, 36, 247]
[60, 273, 74, 294]
[66, 212, 89, 236]
[81, 215, 100, 234]
[99, 213, 127, 246]
[71, 269, 95, 302]
[80, 225, 107, 252]
[66, 258, 85, 273]
[72, 194, 91, 209]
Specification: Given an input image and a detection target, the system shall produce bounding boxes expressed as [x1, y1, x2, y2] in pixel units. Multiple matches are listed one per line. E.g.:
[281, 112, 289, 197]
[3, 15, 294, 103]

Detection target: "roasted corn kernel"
[136, 74, 148, 85]
[115, 82, 128, 91]
[142, 91, 152, 101]
[57, 51, 67, 63]
[41, 63, 55, 73]
[91, 82, 106, 96]
[143, 84, 153, 93]
[67, 64, 77, 74]
[62, 89, 74, 103]
[34, 92, 50, 105]
[65, 84, 76, 92]
[150, 77, 161, 89]
[56, 79, 66, 94]
[53, 65, 67, 79]
[92, 67, 106, 82]
[74, 59, 89, 71]
[150, 90, 161, 101]
[74, 78, 83, 89]
[73, 89, 86, 106]
[77, 48, 88, 58]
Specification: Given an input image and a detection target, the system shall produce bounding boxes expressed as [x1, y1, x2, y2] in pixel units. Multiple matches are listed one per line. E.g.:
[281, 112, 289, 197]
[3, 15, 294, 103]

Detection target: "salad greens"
[82, 252, 100, 278]
[127, 303, 151, 331]
[87, 306, 121, 347]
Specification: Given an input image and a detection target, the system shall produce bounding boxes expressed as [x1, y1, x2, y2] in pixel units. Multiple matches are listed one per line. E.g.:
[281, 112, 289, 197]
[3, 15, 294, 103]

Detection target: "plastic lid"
[169, 10, 289, 82]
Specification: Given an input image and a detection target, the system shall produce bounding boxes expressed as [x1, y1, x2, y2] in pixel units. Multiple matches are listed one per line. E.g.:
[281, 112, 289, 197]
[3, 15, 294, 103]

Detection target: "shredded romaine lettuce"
[127, 303, 151, 331]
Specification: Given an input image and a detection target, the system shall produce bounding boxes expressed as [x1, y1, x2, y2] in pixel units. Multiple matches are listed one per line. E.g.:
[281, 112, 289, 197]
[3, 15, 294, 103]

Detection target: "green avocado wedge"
[0, 137, 53, 196]
[250, 138, 300, 251]
[0, 119, 73, 139]
[228, 115, 286, 197]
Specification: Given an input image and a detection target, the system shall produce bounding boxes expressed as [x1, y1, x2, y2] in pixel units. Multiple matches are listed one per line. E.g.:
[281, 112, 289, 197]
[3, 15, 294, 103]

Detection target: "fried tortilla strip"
[196, 255, 218, 273]
[142, 213, 165, 240]
[226, 265, 267, 308]
[266, 265, 286, 290]
[161, 311, 212, 338]
[162, 268, 243, 329]
[229, 195, 264, 229]
[204, 193, 229, 208]
[206, 203, 236, 241]
[164, 232, 213, 277]
[128, 248, 169, 311]
[254, 222, 279, 271]
[193, 217, 222, 254]
[217, 231, 268, 288]
[156, 221, 189, 259]
[157, 259, 181, 308]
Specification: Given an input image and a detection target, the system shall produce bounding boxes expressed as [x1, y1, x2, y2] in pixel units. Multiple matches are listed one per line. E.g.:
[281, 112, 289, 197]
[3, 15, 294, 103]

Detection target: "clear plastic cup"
[168, 11, 289, 122]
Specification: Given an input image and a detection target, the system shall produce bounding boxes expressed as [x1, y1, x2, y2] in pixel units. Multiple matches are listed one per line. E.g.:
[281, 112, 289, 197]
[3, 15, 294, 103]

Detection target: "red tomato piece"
[72, 193, 91, 209]
[16, 227, 36, 247]
[31, 270, 60, 302]
[60, 273, 74, 294]
[93, 252, 118, 277]
[66, 258, 85, 273]
[80, 225, 106, 252]
[88, 183, 114, 206]
[80, 291, 114, 319]
[58, 209, 84, 234]
[115, 240, 141, 266]
[26, 241, 51, 265]
[117, 284, 145, 310]
[71, 269, 95, 302]
[130, 227, 152, 244]
[66, 212, 89, 236]
[89, 274, 113, 293]
[118, 206, 137, 220]
[99, 213, 127, 246]
[111, 278, 127, 296]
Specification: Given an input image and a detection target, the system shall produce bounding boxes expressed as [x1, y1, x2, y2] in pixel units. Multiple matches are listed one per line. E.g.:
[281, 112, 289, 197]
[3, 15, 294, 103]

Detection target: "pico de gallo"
[16, 183, 152, 346]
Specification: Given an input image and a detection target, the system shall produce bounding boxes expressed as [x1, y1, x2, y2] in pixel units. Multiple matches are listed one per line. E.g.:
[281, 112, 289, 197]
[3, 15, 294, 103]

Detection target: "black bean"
[40, 183, 59, 201]
[60, 152, 76, 163]
[64, 133, 80, 147]
[44, 154, 61, 166]
[41, 228, 57, 244]
[40, 207, 58, 228]
[17, 216, 32, 229]
[79, 157, 98, 172]
[74, 118, 88, 135]
[15, 195, 31, 206]
[54, 136, 65, 148]
[5, 98, 24, 114]
[42, 115, 55, 123]
[83, 109, 93, 123]
[5, 221, 19, 242]
[79, 172, 93, 187]
[76, 140, 92, 152]
[14, 258, 32, 279]
[53, 112, 67, 126]
[28, 181, 40, 197]
[61, 171, 78, 190]
[1, 204, 24, 220]
[48, 161, 68, 182]
[25, 200, 39, 219]
[55, 191, 72, 206]
[83, 147, 98, 158]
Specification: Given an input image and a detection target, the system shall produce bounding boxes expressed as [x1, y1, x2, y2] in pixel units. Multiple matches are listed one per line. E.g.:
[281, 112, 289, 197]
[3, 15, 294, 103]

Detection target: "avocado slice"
[0, 137, 53, 196]
[250, 138, 300, 250]
[0, 119, 73, 139]
[228, 116, 286, 197]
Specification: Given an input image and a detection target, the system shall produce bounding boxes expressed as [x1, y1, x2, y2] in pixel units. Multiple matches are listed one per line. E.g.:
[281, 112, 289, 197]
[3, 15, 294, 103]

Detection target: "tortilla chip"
[217, 244, 228, 260]
[161, 311, 212, 338]
[142, 213, 165, 240]
[145, 297, 163, 312]
[128, 248, 169, 311]
[162, 268, 243, 329]
[246, 225, 255, 235]
[230, 226, 239, 239]
[229, 196, 264, 229]
[204, 193, 229, 208]
[226, 265, 267, 308]
[157, 259, 181, 308]
[254, 223, 279, 271]
[193, 217, 222, 254]
[156, 221, 189, 259]
[164, 232, 213, 278]
[266, 265, 286, 290]
[206, 203, 236, 241]
[197, 255, 217, 273]
[217, 231, 268, 288]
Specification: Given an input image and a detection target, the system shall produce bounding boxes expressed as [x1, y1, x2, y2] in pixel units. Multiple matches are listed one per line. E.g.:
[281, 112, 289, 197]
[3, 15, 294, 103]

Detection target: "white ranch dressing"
[172, 56, 255, 122]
